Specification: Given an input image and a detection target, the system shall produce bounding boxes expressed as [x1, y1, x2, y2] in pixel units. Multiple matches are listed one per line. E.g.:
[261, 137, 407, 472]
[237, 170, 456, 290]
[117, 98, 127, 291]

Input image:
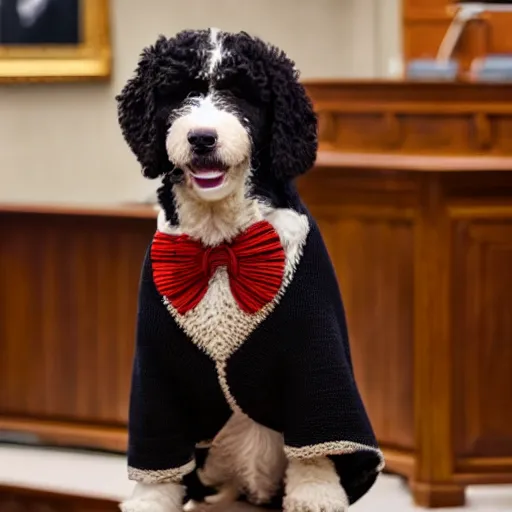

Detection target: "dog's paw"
[120, 498, 170, 512]
[284, 458, 348, 512]
[120, 482, 183, 512]
[283, 481, 348, 512]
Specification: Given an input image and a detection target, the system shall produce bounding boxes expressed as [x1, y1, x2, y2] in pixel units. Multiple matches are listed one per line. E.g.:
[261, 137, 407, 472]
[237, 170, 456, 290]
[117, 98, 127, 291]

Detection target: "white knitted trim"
[128, 459, 196, 484]
[284, 442, 385, 472]
[216, 361, 240, 411]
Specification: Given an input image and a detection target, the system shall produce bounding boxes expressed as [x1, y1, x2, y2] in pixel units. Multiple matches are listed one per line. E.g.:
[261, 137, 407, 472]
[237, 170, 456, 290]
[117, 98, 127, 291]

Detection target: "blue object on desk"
[405, 59, 459, 81]
[471, 54, 512, 82]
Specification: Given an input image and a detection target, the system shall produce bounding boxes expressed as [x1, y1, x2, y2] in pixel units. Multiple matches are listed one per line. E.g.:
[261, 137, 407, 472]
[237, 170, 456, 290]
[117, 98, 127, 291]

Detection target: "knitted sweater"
[127, 205, 384, 506]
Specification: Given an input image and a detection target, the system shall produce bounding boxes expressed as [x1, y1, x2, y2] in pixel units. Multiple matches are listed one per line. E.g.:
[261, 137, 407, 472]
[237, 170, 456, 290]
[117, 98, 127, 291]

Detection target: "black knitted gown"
[127, 202, 384, 508]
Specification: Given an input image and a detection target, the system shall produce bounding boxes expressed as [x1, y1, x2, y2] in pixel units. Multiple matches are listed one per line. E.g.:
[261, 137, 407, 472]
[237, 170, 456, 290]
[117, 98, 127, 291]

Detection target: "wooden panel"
[329, 113, 390, 153]
[451, 214, 512, 460]
[0, 210, 155, 427]
[399, 114, 473, 154]
[444, 169, 512, 198]
[299, 169, 416, 452]
[0, 486, 117, 512]
[321, 214, 415, 451]
[404, 0, 446, 14]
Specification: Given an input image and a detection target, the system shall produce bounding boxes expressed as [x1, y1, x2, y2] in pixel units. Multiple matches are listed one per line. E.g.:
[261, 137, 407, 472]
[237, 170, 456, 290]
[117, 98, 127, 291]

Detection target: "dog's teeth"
[190, 170, 224, 179]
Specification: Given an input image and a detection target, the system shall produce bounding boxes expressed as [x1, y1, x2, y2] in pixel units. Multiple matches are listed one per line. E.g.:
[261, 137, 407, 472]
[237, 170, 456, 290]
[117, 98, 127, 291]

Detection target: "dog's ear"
[268, 54, 318, 181]
[116, 36, 176, 179]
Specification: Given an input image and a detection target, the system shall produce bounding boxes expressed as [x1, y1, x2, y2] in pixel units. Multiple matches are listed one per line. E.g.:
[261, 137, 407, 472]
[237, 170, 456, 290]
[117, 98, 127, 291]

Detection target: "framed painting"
[0, 0, 111, 82]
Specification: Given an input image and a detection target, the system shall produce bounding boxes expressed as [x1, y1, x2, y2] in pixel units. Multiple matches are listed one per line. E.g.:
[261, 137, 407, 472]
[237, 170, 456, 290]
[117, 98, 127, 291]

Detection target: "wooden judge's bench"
[300, 79, 512, 507]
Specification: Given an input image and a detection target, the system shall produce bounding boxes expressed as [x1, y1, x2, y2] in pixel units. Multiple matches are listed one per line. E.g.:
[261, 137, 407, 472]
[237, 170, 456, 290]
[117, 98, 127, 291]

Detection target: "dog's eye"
[187, 79, 209, 95]
[215, 70, 263, 106]
[156, 78, 208, 106]
[218, 81, 261, 106]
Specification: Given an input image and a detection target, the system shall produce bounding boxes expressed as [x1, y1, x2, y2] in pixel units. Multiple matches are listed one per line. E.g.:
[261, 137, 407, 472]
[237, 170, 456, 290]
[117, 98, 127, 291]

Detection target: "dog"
[116, 29, 383, 512]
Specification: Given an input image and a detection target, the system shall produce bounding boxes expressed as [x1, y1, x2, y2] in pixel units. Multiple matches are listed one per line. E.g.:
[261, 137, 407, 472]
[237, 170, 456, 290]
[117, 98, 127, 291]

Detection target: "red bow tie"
[151, 221, 286, 315]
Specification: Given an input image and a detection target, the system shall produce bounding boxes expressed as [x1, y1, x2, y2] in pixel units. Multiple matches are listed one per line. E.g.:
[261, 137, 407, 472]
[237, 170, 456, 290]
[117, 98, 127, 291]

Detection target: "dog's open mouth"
[189, 168, 226, 189]
[188, 158, 228, 189]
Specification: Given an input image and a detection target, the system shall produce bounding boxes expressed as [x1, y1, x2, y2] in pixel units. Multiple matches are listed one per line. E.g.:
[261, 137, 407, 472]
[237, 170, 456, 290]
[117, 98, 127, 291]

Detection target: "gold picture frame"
[0, 0, 111, 82]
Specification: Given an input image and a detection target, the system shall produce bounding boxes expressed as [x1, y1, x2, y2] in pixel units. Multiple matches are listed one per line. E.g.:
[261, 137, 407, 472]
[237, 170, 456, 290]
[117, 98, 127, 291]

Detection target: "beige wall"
[0, 0, 402, 205]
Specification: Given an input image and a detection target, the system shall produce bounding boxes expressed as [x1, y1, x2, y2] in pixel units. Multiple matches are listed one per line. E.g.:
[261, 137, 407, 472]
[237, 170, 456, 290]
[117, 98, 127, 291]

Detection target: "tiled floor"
[0, 445, 511, 511]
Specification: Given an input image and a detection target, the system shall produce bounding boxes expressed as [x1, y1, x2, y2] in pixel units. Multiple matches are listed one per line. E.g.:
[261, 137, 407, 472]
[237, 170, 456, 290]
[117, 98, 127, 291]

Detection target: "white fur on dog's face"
[166, 94, 251, 202]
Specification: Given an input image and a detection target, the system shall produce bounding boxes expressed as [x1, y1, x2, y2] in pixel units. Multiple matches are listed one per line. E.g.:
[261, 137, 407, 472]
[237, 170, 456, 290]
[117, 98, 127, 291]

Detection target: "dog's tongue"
[191, 168, 225, 189]
[192, 169, 224, 178]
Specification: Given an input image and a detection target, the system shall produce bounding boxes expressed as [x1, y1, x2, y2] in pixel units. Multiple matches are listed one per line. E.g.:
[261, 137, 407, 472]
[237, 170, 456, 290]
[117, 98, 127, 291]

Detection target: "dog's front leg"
[283, 457, 348, 512]
[120, 481, 184, 512]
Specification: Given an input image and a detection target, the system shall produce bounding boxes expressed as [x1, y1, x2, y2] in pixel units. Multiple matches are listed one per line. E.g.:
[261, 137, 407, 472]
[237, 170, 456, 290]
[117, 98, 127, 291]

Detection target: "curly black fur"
[116, 29, 317, 212]
[116, 30, 210, 179]
[218, 32, 317, 179]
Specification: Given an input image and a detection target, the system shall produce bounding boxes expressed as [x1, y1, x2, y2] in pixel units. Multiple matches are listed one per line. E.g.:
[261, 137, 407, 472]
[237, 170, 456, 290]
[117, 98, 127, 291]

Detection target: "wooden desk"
[299, 80, 512, 508]
[0, 203, 157, 453]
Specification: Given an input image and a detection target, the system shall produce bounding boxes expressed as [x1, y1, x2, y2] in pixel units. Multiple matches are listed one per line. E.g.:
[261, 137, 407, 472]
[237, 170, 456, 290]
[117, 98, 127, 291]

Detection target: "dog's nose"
[188, 129, 218, 154]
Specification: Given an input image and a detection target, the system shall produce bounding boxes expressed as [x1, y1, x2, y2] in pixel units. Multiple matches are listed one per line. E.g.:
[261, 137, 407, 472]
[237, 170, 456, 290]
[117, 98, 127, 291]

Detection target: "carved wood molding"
[304, 80, 512, 158]
[0, 418, 128, 453]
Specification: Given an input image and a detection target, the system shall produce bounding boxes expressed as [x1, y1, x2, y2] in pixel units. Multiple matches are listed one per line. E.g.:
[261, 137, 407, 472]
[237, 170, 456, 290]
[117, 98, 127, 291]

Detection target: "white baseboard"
[0, 444, 133, 501]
